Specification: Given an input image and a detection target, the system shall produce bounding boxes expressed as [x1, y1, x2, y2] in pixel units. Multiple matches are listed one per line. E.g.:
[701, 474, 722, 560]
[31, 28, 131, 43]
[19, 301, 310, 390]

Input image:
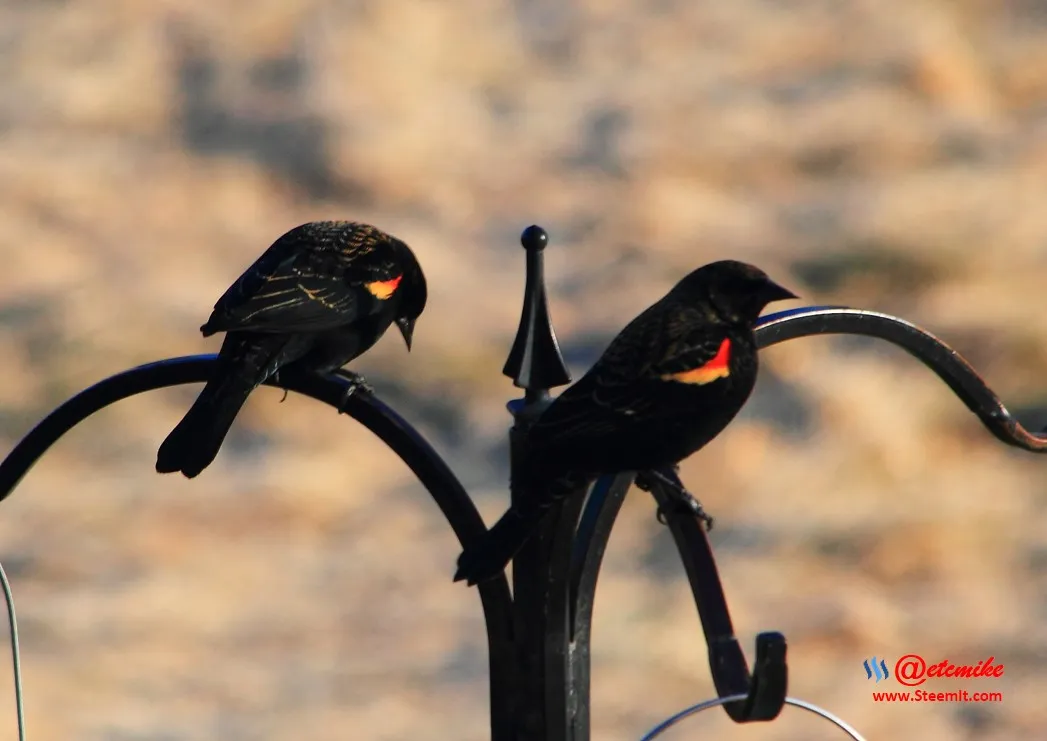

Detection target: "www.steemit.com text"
[873, 689, 1002, 703]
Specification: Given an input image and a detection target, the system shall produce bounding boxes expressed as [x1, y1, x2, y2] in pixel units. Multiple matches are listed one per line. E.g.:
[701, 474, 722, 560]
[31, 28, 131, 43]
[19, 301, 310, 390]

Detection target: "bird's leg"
[337, 371, 375, 414]
[634, 466, 714, 531]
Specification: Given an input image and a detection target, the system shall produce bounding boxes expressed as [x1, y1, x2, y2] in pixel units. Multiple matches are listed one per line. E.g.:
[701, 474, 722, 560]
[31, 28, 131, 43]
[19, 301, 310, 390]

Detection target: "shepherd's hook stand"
[2, 226, 1047, 741]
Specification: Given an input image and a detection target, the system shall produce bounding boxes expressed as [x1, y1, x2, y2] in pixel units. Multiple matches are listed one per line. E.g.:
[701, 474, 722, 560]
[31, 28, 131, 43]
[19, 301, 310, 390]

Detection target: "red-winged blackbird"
[454, 260, 796, 585]
[156, 221, 427, 478]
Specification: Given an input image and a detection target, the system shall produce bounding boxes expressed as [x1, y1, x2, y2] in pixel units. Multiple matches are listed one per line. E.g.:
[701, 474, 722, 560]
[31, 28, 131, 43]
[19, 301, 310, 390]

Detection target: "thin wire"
[639, 694, 868, 741]
[0, 561, 24, 741]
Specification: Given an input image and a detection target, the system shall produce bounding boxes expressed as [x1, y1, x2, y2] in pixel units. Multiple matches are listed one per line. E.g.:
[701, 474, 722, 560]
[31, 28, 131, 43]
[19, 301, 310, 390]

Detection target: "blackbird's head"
[391, 240, 428, 351]
[674, 260, 797, 324]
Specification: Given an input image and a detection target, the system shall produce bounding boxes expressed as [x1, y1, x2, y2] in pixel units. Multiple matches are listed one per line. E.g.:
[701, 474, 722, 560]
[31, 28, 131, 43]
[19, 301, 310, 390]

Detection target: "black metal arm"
[0, 358, 518, 740]
[754, 306, 1047, 451]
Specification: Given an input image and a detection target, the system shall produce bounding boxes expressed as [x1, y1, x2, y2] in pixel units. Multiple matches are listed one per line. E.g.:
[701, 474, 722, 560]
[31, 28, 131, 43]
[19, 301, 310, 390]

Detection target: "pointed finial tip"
[520, 225, 548, 251]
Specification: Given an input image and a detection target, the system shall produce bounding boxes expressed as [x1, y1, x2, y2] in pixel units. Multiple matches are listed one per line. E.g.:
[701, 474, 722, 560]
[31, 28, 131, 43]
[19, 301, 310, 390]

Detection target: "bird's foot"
[635, 467, 714, 531]
[337, 371, 375, 414]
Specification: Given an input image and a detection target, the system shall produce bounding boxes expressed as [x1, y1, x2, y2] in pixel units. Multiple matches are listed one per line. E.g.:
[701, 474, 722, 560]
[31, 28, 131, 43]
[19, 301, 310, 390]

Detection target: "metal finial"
[520, 224, 548, 251]
[502, 225, 572, 396]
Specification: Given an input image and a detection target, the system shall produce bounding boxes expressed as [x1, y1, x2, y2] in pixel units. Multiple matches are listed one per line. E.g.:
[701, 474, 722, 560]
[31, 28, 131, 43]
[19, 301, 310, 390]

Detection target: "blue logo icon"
[864, 657, 890, 682]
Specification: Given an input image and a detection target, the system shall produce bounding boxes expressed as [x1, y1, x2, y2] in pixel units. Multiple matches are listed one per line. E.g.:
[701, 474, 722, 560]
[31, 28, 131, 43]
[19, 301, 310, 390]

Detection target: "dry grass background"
[0, 0, 1046, 739]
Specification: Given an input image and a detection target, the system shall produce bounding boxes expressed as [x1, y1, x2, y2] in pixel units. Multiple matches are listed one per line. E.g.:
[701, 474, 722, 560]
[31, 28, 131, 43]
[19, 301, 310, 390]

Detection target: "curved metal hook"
[642, 468, 788, 724]
[755, 306, 1047, 452]
[638, 694, 868, 741]
[0, 355, 516, 739]
[629, 304, 1047, 725]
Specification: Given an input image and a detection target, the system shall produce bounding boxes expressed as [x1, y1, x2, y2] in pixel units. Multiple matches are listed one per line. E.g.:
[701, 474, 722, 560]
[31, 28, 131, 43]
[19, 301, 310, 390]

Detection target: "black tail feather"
[155, 370, 257, 478]
[454, 469, 592, 586]
[454, 506, 542, 586]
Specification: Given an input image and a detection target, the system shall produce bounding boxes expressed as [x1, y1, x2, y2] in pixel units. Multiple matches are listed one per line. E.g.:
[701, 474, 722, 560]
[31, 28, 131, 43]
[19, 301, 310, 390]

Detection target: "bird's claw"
[634, 466, 679, 495]
[271, 372, 289, 403]
[655, 497, 714, 531]
[344, 371, 375, 395]
[337, 372, 375, 414]
[636, 468, 714, 531]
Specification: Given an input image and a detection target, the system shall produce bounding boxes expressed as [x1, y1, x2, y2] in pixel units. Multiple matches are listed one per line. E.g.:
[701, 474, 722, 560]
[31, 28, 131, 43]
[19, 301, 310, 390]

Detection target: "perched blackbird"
[454, 260, 796, 585]
[156, 221, 427, 478]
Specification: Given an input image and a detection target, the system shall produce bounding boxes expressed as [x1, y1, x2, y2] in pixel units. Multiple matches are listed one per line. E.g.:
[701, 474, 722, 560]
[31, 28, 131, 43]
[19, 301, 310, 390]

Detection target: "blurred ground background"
[0, 0, 1045, 739]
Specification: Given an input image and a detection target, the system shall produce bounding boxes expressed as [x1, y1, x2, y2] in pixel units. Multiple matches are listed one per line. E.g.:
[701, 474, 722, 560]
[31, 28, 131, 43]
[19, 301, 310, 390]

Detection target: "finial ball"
[520, 225, 548, 251]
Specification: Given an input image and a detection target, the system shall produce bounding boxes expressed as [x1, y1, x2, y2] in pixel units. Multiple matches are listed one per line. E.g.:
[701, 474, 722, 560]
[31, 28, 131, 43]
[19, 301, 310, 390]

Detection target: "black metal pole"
[502, 225, 577, 740]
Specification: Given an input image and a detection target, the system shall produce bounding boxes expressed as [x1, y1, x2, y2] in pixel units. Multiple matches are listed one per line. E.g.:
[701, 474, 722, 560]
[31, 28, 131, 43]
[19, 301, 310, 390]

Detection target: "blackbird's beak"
[763, 279, 799, 303]
[396, 316, 415, 351]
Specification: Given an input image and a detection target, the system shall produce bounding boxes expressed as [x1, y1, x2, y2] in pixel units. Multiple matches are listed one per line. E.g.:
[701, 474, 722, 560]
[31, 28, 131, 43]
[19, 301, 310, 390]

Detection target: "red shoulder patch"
[661, 338, 732, 385]
[365, 274, 403, 300]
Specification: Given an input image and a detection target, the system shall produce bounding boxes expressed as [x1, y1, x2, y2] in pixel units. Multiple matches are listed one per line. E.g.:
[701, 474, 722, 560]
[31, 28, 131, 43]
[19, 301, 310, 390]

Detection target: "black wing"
[525, 300, 729, 448]
[202, 222, 404, 335]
